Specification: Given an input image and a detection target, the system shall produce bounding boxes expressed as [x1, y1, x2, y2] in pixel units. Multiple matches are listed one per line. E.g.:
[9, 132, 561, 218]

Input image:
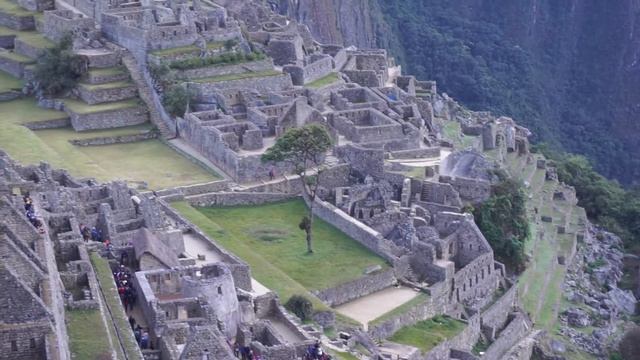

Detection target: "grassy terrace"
[91, 253, 143, 360]
[79, 80, 134, 91]
[67, 309, 114, 359]
[389, 316, 466, 353]
[0, 69, 22, 91]
[0, 97, 216, 189]
[15, 31, 53, 49]
[63, 98, 140, 114]
[0, 49, 34, 63]
[171, 200, 389, 305]
[306, 72, 340, 88]
[86, 67, 126, 77]
[193, 70, 281, 83]
[0, 0, 34, 16]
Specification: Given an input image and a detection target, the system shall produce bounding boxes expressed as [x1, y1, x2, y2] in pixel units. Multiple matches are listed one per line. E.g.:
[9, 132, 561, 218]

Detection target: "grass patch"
[192, 199, 389, 291]
[79, 80, 134, 91]
[91, 253, 143, 360]
[0, 0, 35, 16]
[63, 98, 140, 114]
[66, 309, 113, 360]
[389, 316, 466, 353]
[86, 67, 126, 77]
[370, 293, 429, 326]
[306, 72, 340, 88]
[0, 69, 22, 92]
[16, 31, 53, 49]
[193, 70, 281, 83]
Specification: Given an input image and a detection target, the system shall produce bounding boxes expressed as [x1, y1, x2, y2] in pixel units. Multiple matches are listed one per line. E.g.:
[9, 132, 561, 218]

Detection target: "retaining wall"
[68, 105, 148, 131]
[77, 84, 138, 105]
[314, 268, 395, 307]
[68, 130, 158, 146]
[186, 192, 295, 207]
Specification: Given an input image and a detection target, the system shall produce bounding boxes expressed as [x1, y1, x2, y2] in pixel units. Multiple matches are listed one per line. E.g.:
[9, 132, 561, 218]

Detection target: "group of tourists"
[79, 223, 104, 243]
[114, 265, 137, 312]
[304, 341, 331, 360]
[23, 193, 44, 233]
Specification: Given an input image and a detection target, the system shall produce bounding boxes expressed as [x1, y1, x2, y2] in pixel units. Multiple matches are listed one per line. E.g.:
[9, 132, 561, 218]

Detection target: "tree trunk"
[306, 216, 313, 253]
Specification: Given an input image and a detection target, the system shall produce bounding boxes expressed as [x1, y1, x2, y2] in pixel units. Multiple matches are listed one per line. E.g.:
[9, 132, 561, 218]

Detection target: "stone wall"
[177, 59, 274, 79]
[68, 105, 148, 131]
[439, 175, 491, 205]
[0, 323, 50, 360]
[482, 313, 532, 360]
[68, 130, 158, 146]
[421, 315, 480, 360]
[367, 293, 435, 340]
[77, 84, 138, 105]
[0, 55, 27, 78]
[0, 12, 35, 31]
[43, 10, 94, 41]
[480, 284, 518, 335]
[314, 268, 395, 307]
[13, 38, 45, 59]
[186, 192, 295, 207]
[189, 73, 292, 98]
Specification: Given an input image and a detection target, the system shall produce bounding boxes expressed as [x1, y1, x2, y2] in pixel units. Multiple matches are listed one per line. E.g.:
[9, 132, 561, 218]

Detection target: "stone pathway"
[334, 286, 421, 330]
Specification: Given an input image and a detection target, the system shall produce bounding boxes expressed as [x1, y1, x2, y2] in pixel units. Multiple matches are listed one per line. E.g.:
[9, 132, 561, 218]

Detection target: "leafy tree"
[284, 295, 313, 321]
[473, 178, 529, 272]
[261, 124, 332, 253]
[162, 84, 192, 117]
[33, 35, 86, 95]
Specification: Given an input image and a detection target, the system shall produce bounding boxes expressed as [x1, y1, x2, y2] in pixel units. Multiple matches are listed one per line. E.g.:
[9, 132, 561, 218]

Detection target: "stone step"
[77, 81, 138, 105]
[74, 48, 120, 69]
[0, 1, 36, 31]
[13, 33, 53, 59]
[83, 67, 129, 85]
[0, 48, 33, 77]
[62, 98, 149, 132]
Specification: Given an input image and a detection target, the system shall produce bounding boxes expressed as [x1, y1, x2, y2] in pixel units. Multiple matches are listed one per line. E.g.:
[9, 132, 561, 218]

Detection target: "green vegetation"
[63, 98, 140, 114]
[535, 145, 640, 251]
[389, 316, 466, 353]
[16, 31, 53, 49]
[284, 295, 314, 321]
[0, 0, 34, 16]
[168, 51, 265, 70]
[172, 200, 388, 301]
[472, 337, 490, 355]
[34, 35, 86, 95]
[369, 293, 428, 326]
[86, 67, 126, 77]
[66, 309, 113, 360]
[162, 84, 192, 117]
[0, 69, 22, 92]
[306, 72, 340, 88]
[193, 69, 281, 83]
[473, 177, 530, 271]
[91, 253, 143, 360]
[262, 124, 333, 253]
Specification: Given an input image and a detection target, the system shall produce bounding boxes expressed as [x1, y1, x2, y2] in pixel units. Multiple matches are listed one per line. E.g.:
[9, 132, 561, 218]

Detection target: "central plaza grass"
[306, 72, 340, 88]
[172, 200, 389, 304]
[389, 316, 466, 353]
[0, 96, 217, 189]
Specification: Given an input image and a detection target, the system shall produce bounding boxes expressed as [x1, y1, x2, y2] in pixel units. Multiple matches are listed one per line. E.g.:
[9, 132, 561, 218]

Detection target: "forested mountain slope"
[282, 0, 640, 185]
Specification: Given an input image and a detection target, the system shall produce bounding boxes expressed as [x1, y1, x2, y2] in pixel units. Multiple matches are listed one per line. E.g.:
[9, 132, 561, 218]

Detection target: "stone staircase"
[120, 50, 175, 138]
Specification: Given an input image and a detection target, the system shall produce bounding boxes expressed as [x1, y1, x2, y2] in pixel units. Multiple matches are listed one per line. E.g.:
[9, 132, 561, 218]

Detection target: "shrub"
[34, 35, 86, 95]
[162, 85, 192, 117]
[167, 51, 265, 70]
[285, 295, 313, 321]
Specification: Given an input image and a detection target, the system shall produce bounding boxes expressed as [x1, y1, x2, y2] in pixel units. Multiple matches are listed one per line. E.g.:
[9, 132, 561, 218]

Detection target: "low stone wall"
[189, 73, 292, 98]
[0, 33, 15, 48]
[0, 90, 21, 102]
[367, 294, 434, 340]
[186, 192, 296, 207]
[422, 316, 481, 360]
[14, 38, 45, 59]
[0, 11, 35, 30]
[389, 147, 440, 159]
[177, 59, 274, 79]
[482, 313, 531, 360]
[176, 180, 231, 197]
[314, 268, 395, 307]
[480, 284, 518, 336]
[68, 130, 158, 146]
[0, 55, 28, 78]
[68, 105, 148, 131]
[77, 84, 138, 105]
[311, 197, 397, 263]
[23, 116, 70, 129]
[84, 69, 128, 85]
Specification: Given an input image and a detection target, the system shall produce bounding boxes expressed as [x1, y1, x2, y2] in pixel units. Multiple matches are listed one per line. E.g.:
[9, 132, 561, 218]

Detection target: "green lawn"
[66, 309, 113, 360]
[306, 72, 340, 88]
[172, 200, 389, 305]
[0, 98, 216, 189]
[389, 316, 466, 353]
[0, 69, 22, 92]
[63, 98, 140, 114]
[193, 70, 281, 83]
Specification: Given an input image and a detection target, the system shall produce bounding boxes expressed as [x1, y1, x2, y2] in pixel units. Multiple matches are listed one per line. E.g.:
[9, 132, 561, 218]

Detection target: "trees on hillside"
[34, 35, 86, 95]
[261, 124, 332, 253]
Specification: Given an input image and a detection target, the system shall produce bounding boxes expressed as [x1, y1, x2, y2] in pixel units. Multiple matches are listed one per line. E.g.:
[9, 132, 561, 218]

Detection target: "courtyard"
[388, 316, 466, 353]
[172, 199, 389, 305]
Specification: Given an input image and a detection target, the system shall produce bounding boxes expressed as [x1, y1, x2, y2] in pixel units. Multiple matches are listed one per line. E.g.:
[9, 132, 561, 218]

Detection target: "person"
[268, 167, 275, 180]
[128, 316, 136, 329]
[134, 325, 142, 344]
[140, 331, 149, 349]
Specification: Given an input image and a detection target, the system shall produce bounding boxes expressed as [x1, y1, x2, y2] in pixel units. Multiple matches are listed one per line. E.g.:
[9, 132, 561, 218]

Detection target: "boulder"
[607, 288, 637, 315]
[565, 308, 591, 328]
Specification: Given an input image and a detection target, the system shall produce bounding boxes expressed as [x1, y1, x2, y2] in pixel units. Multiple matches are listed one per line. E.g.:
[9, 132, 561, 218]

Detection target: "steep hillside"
[288, 0, 640, 185]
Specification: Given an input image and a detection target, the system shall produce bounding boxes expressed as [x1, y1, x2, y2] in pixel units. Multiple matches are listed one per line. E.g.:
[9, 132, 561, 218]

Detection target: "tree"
[163, 84, 192, 117]
[33, 34, 86, 95]
[261, 124, 332, 253]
